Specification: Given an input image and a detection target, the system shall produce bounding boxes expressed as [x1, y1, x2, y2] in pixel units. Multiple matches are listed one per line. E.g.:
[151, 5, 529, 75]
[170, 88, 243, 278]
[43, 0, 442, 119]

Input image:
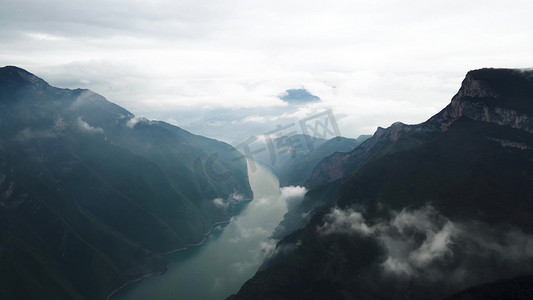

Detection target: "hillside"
[0, 66, 252, 299]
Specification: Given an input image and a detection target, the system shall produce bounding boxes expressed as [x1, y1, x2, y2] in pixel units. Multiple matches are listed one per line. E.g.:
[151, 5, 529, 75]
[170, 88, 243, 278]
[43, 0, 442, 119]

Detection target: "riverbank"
[106, 202, 252, 300]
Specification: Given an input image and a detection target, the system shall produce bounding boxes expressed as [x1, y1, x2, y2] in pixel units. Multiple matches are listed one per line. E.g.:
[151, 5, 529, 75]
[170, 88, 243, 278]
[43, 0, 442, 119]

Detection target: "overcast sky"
[2, 0, 533, 143]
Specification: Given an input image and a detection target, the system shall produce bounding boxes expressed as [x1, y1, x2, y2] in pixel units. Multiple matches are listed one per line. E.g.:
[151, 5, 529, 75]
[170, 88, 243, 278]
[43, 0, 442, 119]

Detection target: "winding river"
[113, 161, 286, 300]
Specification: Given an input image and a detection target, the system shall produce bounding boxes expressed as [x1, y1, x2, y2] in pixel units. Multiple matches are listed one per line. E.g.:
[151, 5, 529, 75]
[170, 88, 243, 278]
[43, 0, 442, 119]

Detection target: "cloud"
[76, 117, 103, 133]
[317, 208, 373, 236]
[213, 198, 227, 209]
[212, 192, 246, 210]
[280, 185, 307, 206]
[318, 205, 533, 285]
[2, 1, 533, 142]
[126, 116, 151, 128]
[453, 222, 533, 263]
[25, 32, 67, 41]
[70, 90, 100, 109]
[241, 115, 269, 124]
[377, 206, 454, 277]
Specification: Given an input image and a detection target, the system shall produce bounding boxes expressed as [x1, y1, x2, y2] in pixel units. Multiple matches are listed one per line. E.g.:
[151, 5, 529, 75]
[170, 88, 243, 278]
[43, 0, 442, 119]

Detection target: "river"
[113, 161, 288, 300]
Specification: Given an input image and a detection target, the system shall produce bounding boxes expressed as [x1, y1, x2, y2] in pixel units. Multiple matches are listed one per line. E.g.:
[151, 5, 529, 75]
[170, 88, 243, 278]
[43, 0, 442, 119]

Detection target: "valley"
[113, 161, 289, 300]
[2, 66, 533, 300]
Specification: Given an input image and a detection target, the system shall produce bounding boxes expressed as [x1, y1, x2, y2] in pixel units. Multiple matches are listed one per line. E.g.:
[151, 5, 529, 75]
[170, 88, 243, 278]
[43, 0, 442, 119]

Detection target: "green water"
[114, 162, 286, 300]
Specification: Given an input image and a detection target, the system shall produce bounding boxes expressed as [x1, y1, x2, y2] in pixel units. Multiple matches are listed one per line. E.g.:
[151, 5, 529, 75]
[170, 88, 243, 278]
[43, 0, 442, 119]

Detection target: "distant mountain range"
[233, 68, 533, 299]
[0, 66, 252, 299]
[252, 133, 370, 187]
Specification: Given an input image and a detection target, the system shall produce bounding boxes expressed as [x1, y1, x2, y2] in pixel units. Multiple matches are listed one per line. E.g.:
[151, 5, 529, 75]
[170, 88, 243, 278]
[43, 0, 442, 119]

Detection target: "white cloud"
[25, 32, 67, 41]
[377, 207, 455, 277]
[280, 186, 307, 206]
[213, 198, 227, 209]
[165, 118, 179, 126]
[126, 116, 151, 128]
[2, 1, 533, 141]
[212, 193, 247, 210]
[230, 192, 244, 201]
[318, 208, 373, 236]
[318, 205, 533, 283]
[241, 115, 268, 124]
[409, 222, 454, 267]
[76, 117, 103, 133]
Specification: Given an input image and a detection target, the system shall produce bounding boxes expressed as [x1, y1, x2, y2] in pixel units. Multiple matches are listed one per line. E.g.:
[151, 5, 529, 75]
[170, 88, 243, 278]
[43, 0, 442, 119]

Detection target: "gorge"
[113, 161, 296, 300]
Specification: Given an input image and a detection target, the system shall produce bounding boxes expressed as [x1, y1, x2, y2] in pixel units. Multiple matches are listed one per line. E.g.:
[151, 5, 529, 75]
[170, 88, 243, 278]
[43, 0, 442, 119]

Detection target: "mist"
[318, 205, 533, 290]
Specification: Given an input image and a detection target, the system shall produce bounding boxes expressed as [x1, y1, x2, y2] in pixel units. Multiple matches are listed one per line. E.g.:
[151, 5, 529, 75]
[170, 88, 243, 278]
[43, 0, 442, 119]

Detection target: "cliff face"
[429, 69, 533, 133]
[308, 68, 533, 189]
[307, 121, 428, 189]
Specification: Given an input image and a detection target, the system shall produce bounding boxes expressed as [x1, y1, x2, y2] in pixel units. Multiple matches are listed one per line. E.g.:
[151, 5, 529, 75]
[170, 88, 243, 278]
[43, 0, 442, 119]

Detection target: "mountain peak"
[308, 68, 533, 189]
[0, 65, 50, 89]
[458, 68, 533, 100]
[455, 69, 499, 99]
[427, 68, 533, 133]
[280, 88, 320, 104]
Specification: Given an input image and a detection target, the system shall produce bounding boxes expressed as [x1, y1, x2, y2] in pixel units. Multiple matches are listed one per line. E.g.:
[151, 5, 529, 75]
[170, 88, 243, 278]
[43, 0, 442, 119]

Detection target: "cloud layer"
[2, 1, 533, 141]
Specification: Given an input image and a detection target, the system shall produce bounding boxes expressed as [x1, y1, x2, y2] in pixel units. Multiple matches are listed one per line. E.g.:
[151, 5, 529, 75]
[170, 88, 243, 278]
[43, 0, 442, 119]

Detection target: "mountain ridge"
[308, 68, 533, 189]
[0, 66, 252, 299]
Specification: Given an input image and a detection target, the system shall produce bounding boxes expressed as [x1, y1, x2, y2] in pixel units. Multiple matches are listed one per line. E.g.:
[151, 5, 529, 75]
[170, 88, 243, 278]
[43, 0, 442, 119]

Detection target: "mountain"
[233, 68, 533, 299]
[279, 88, 320, 105]
[0, 66, 252, 299]
[446, 275, 533, 300]
[278, 135, 370, 187]
[251, 134, 327, 177]
[308, 68, 533, 189]
[252, 134, 369, 187]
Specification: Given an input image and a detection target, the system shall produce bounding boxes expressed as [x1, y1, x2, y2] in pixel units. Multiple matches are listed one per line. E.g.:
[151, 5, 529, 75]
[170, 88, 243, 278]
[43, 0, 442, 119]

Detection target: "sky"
[1, 0, 533, 143]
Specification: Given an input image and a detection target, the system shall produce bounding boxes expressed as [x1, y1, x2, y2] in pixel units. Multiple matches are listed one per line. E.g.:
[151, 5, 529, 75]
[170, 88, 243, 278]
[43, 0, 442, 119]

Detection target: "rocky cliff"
[308, 68, 533, 189]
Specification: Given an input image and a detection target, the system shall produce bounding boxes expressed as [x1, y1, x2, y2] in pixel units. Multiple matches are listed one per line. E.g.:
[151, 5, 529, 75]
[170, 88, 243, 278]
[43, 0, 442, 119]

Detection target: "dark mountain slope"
[278, 135, 369, 187]
[252, 134, 368, 187]
[308, 68, 533, 189]
[0, 66, 251, 299]
[234, 68, 533, 299]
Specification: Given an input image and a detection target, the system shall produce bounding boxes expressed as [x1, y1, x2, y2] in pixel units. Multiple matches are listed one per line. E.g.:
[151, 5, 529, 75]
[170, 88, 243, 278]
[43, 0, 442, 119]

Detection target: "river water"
[113, 162, 287, 300]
